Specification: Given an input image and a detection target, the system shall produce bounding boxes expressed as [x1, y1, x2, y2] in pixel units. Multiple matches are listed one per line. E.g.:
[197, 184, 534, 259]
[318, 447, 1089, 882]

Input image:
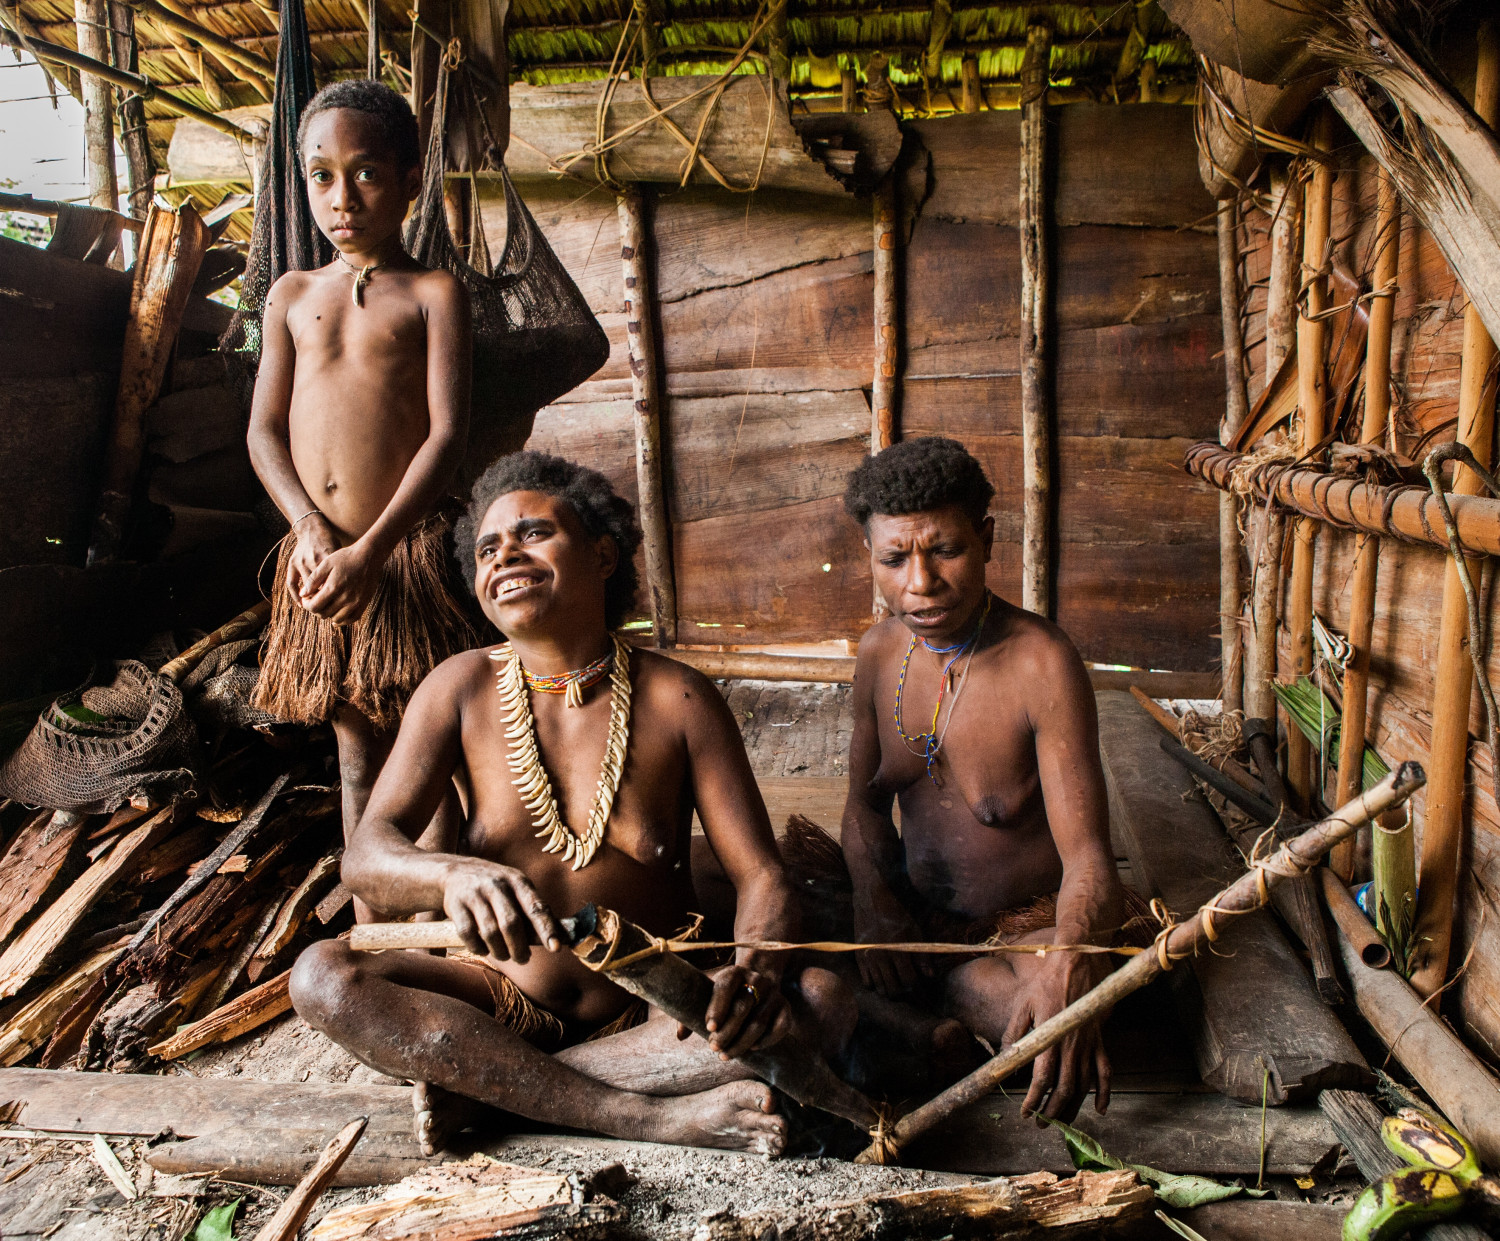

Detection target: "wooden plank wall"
[1238, 140, 1500, 1063]
[493, 103, 1223, 669]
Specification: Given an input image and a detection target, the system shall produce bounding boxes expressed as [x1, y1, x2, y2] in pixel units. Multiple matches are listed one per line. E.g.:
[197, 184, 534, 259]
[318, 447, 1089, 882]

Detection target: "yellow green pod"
[1382, 1109, 1482, 1186]
[1342, 1169, 1466, 1241]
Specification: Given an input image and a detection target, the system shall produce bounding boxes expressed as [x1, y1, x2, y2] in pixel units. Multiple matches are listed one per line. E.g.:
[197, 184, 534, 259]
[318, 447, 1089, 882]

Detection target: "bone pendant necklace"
[336, 252, 384, 307]
[491, 635, 632, 870]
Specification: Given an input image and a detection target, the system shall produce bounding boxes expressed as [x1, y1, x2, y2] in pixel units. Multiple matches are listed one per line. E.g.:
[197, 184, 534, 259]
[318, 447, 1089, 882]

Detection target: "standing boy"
[248, 80, 476, 866]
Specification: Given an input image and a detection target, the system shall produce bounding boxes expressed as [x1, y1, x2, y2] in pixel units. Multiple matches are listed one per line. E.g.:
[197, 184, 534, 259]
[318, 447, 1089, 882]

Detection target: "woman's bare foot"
[641, 1081, 788, 1157]
[412, 1080, 488, 1156]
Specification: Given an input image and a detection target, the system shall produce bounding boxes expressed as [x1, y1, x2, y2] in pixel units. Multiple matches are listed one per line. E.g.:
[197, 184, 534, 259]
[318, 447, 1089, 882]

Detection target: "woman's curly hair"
[843, 436, 995, 530]
[455, 451, 642, 630]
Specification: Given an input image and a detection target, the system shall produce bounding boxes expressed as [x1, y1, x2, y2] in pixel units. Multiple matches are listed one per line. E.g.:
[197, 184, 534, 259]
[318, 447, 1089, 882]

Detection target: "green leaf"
[192, 1199, 242, 1241]
[1040, 1118, 1269, 1209]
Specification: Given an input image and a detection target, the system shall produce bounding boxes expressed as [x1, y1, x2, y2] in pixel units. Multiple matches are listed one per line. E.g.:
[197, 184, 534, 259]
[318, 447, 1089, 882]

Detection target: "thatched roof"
[6, 0, 1194, 168]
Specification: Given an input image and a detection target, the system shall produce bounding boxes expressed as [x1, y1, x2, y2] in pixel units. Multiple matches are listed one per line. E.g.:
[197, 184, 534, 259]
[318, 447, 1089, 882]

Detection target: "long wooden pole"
[1411, 25, 1500, 998]
[1330, 168, 1401, 880]
[108, 2, 154, 222]
[618, 185, 677, 648]
[1217, 196, 1250, 713]
[75, 0, 118, 215]
[1018, 22, 1052, 618]
[132, 0, 276, 81]
[872, 177, 899, 455]
[854, 762, 1426, 1164]
[1243, 172, 1300, 721]
[1286, 110, 1335, 812]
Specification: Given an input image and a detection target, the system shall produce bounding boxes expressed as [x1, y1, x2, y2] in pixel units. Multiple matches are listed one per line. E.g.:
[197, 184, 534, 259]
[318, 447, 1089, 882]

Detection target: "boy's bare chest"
[285, 281, 427, 361]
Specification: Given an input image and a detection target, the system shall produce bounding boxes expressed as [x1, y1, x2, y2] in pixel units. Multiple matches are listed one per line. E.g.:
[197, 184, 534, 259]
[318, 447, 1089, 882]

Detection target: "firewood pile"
[0, 614, 347, 1076]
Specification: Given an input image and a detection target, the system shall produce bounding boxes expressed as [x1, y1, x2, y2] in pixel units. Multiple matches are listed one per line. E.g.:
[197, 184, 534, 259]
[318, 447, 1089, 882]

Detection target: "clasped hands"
[441, 860, 792, 1061]
[287, 516, 383, 625]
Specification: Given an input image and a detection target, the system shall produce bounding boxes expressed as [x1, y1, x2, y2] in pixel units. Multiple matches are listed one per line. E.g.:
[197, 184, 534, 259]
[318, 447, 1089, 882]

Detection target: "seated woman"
[290, 452, 853, 1156]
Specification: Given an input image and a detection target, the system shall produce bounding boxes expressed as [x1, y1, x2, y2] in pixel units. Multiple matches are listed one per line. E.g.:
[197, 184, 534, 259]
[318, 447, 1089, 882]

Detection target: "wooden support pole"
[959, 53, 979, 113]
[1018, 22, 1052, 618]
[1217, 196, 1250, 713]
[1245, 499, 1285, 722]
[108, 2, 153, 221]
[855, 763, 1425, 1165]
[364, 0, 378, 79]
[1286, 109, 1335, 812]
[871, 177, 899, 454]
[764, 0, 789, 82]
[922, 0, 951, 87]
[1411, 24, 1500, 998]
[75, 0, 118, 214]
[841, 65, 857, 112]
[1331, 168, 1401, 880]
[618, 185, 677, 648]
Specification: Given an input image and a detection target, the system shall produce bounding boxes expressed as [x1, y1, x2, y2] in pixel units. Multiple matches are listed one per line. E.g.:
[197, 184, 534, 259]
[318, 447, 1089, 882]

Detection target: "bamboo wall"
[1237, 142, 1500, 1063]
[497, 104, 1224, 671]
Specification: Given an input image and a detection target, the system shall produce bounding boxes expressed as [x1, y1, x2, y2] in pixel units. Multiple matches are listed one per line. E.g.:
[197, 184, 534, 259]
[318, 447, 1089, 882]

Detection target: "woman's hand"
[440, 859, 561, 965]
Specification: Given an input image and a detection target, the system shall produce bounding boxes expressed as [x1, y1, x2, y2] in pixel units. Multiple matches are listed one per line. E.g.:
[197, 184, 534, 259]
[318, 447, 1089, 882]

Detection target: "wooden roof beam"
[127, 0, 274, 80]
[0, 26, 255, 137]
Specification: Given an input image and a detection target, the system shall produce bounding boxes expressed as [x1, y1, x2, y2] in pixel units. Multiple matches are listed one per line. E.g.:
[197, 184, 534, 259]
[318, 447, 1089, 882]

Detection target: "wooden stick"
[1325, 872, 1500, 1167]
[149, 969, 291, 1061]
[568, 906, 881, 1130]
[1157, 735, 1277, 825]
[960, 52, 980, 113]
[1286, 109, 1335, 813]
[1018, 22, 1052, 618]
[1218, 195, 1250, 714]
[1412, 24, 1500, 998]
[135, 0, 274, 83]
[89, 204, 211, 564]
[1331, 168, 1401, 881]
[841, 65, 857, 112]
[0, 947, 119, 1067]
[1318, 868, 1390, 969]
[157, 600, 270, 684]
[0, 811, 88, 952]
[854, 762, 1425, 1164]
[617, 185, 677, 649]
[249, 855, 340, 980]
[251, 1117, 366, 1241]
[1127, 685, 1179, 738]
[108, 2, 155, 220]
[1244, 502, 1285, 721]
[871, 176, 899, 456]
[0, 28, 254, 138]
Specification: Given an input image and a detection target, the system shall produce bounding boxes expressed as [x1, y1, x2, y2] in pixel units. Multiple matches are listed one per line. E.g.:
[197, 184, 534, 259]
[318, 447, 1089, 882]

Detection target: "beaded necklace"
[893, 593, 991, 784]
[517, 647, 616, 709]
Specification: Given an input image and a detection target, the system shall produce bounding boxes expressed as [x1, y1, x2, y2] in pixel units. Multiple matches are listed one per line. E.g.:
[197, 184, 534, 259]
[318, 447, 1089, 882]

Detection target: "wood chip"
[251, 1117, 366, 1241]
[92, 1133, 138, 1201]
[148, 969, 292, 1060]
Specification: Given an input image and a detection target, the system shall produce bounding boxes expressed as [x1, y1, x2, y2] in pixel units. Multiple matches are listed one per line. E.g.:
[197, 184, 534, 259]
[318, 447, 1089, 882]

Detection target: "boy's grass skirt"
[253, 514, 478, 734]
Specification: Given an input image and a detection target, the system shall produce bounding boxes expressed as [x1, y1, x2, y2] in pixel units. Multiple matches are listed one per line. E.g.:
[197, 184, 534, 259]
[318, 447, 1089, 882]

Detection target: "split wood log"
[87, 203, 211, 564]
[198, 891, 284, 1016]
[694, 1168, 1153, 1241]
[1218, 196, 1249, 713]
[0, 811, 87, 951]
[1410, 25, 1500, 999]
[1184, 442, 1500, 554]
[145, 968, 293, 1059]
[871, 176, 899, 456]
[1286, 108, 1335, 813]
[1317, 868, 1389, 969]
[75, 0, 117, 215]
[1331, 167, 1401, 882]
[1323, 874, 1500, 1167]
[151, 1127, 426, 1188]
[1324, 18, 1500, 350]
[251, 1117, 367, 1241]
[1317, 1089, 1488, 1241]
[854, 762, 1422, 1164]
[618, 185, 676, 648]
[0, 945, 119, 1066]
[1018, 22, 1052, 619]
[0, 807, 175, 1000]
[0, 29, 253, 138]
[248, 853, 340, 980]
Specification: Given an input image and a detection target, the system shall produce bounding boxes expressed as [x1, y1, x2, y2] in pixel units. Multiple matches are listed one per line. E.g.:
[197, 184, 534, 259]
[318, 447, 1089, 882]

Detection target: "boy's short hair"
[843, 436, 995, 531]
[297, 79, 421, 173]
[456, 451, 643, 631]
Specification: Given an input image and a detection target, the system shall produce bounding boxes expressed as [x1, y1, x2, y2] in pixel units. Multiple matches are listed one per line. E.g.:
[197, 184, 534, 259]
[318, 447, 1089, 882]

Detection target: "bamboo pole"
[133, 0, 275, 81]
[75, 0, 118, 215]
[364, 0, 378, 79]
[1018, 22, 1052, 618]
[1217, 195, 1250, 713]
[872, 177, 899, 455]
[108, 2, 154, 221]
[854, 762, 1426, 1165]
[618, 185, 677, 648]
[0, 29, 254, 137]
[1286, 109, 1335, 813]
[1318, 868, 1391, 969]
[1331, 169, 1401, 881]
[1411, 26, 1500, 998]
[1242, 172, 1299, 721]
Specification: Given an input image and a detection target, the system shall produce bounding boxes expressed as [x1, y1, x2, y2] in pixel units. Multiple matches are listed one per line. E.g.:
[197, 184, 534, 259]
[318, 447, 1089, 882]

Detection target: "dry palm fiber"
[253, 514, 477, 734]
[404, 50, 609, 484]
